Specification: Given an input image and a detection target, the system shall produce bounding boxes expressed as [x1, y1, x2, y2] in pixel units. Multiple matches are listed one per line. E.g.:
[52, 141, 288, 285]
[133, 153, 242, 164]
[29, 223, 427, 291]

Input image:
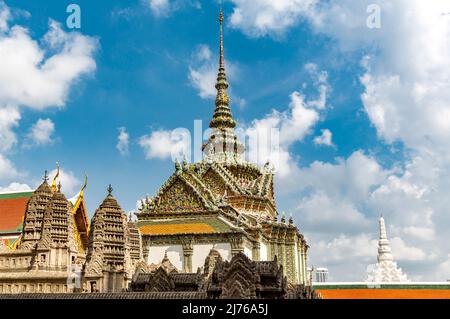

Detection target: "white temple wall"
[147, 244, 184, 271]
[244, 246, 253, 259]
[192, 243, 231, 271]
[260, 241, 268, 261]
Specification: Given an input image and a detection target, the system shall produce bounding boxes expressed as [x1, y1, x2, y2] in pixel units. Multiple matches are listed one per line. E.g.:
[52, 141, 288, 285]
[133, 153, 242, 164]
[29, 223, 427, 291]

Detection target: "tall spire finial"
[208, 6, 236, 130]
[43, 170, 49, 183]
[107, 184, 113, 196]
[219, 6, 224, 69]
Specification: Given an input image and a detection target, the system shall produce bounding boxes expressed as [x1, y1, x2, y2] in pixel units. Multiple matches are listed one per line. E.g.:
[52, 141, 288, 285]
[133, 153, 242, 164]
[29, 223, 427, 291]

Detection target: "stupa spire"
[209, 7, 236, 130]
[366, 215, 408, 282]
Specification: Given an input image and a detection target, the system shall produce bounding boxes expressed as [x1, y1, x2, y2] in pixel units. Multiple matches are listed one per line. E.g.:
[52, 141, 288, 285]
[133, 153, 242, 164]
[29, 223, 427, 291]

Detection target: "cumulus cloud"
[244, 63, 328, 177]
[313, 129, 333, 147]
[139, 128, 191, 161]
[48, 167, 81, 197]
[26, 118, 55, 147]
[0, 106, 20, 152]
[228, 0, 317, 38]
[0, 0, 10, 32]
[0, 182, 31, 193]
[0, 154, 19, 180]
[145, 0, 201, 17]
[117, 127, 129, 156]
[0, 19, 97, 110]
[0, 1, 97, 186]
[188, 44, 242, 102]
[227, 0, 450, 280]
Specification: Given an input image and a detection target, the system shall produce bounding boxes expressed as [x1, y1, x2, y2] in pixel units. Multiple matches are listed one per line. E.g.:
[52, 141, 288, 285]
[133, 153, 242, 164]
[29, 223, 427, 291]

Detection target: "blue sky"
[1, 0, 450, 281]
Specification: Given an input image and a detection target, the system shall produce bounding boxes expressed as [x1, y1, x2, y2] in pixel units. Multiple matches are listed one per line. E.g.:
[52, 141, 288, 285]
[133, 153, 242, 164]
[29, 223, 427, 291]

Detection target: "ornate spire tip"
[107, 184, 113, 196]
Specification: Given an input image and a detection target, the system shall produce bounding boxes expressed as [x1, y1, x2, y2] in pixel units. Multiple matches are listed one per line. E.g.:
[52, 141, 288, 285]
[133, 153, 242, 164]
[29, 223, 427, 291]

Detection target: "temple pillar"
[297, 239, 303, 284]
[181, 238, 193, 273]
[252, 241, 260, 261]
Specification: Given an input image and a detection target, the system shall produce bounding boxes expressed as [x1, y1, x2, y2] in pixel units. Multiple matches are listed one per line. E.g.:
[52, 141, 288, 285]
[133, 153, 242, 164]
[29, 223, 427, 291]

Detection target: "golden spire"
[51, 161, 60, 192]
[209, 7, 236, 129]
[80, 174, 88, 197]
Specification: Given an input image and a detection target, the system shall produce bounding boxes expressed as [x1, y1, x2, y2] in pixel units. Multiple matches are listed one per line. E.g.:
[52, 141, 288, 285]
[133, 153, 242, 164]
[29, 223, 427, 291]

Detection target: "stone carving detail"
[83, 187, 142, 292]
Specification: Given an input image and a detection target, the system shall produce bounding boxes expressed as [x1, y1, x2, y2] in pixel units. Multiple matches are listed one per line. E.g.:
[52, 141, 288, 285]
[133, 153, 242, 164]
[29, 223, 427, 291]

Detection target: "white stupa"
[366, 216, 408, 282]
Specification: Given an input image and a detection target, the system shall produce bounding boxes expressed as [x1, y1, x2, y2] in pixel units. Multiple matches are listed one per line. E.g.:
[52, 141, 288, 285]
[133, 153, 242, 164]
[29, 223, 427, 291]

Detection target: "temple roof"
[0, 191, 33, 235]
[138, 216, 233, 235]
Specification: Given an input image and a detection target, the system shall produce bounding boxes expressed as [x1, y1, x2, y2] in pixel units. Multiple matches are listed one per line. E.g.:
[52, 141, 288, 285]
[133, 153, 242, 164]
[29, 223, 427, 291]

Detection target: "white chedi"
[366, 216, 408, 282]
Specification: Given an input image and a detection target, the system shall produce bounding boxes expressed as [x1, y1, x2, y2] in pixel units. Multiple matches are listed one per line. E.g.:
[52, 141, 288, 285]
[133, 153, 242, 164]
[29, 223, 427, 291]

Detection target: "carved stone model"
[366, 216, 408, 282]
[129, 248, 319, 299]
[83, 185, 141, 292]
[136, 9, 309, 285]
[0, 172, 89, 293]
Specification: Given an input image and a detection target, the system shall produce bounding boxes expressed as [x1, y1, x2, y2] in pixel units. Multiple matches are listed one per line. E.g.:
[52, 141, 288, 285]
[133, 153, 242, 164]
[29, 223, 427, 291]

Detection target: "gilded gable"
[155, 178, 206, 213]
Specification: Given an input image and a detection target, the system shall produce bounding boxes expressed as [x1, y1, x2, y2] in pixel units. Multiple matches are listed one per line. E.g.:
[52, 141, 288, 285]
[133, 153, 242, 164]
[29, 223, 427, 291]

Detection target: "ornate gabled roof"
[138, 160, 277, 223]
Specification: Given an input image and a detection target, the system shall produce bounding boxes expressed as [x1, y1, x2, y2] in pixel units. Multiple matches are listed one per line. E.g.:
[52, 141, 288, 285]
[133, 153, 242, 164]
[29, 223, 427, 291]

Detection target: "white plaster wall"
[192, 243, 231, 271]
[147, 244, 183, 271]
[244, 246, 253, 259]
[260, 241, 268, 261]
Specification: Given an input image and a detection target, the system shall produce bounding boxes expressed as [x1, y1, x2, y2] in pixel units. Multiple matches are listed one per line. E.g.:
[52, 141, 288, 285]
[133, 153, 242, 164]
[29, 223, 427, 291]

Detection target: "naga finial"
[107, 184, 113, 196]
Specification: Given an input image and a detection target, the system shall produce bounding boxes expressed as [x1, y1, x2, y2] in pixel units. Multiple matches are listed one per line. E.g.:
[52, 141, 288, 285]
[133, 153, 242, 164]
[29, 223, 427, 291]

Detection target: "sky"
[1, 0, 450, 281]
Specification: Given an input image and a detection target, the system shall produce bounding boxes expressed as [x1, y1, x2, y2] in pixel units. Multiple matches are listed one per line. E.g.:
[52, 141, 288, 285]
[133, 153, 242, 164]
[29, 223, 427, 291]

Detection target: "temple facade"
[136, 9, 309, 285]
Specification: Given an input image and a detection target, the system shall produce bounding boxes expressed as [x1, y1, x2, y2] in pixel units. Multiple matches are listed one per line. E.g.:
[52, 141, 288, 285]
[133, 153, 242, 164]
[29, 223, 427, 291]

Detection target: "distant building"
[316, 268, 329, 283]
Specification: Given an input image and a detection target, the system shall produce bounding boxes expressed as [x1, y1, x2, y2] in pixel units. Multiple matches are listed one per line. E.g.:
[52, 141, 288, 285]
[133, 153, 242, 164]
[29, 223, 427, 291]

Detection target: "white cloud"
[0, 19, 97, 110]
[117, 127, 129, 156]
[139, 129, 190, 161]
[0, 0, 10, 32]
[188, 44, 241, 100]
[0, 154, 19, 180]
[0, 106, 20, 152]
[297, 191, 371, 234]
[48, 168, 80, 197]
[228, 0, 317, 38]
[227, 0, 450, 280]
[0, 1, 97, 187]
[390, 237, 427, 262]
[0, 182, 31, 193]
[26, 118, 55, 146]
[314, 129, 333, 147]
[148, 0, 170, 16]
[244, 63, 329, 177]
[145, 0, 201, 17]
[310, 233, 377, 281]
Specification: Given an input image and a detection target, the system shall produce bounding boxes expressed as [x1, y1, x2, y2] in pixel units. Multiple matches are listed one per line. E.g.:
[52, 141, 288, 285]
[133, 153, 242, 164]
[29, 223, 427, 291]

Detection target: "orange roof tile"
[139, 223, 215, 235]
[0, 192, 32, 234]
